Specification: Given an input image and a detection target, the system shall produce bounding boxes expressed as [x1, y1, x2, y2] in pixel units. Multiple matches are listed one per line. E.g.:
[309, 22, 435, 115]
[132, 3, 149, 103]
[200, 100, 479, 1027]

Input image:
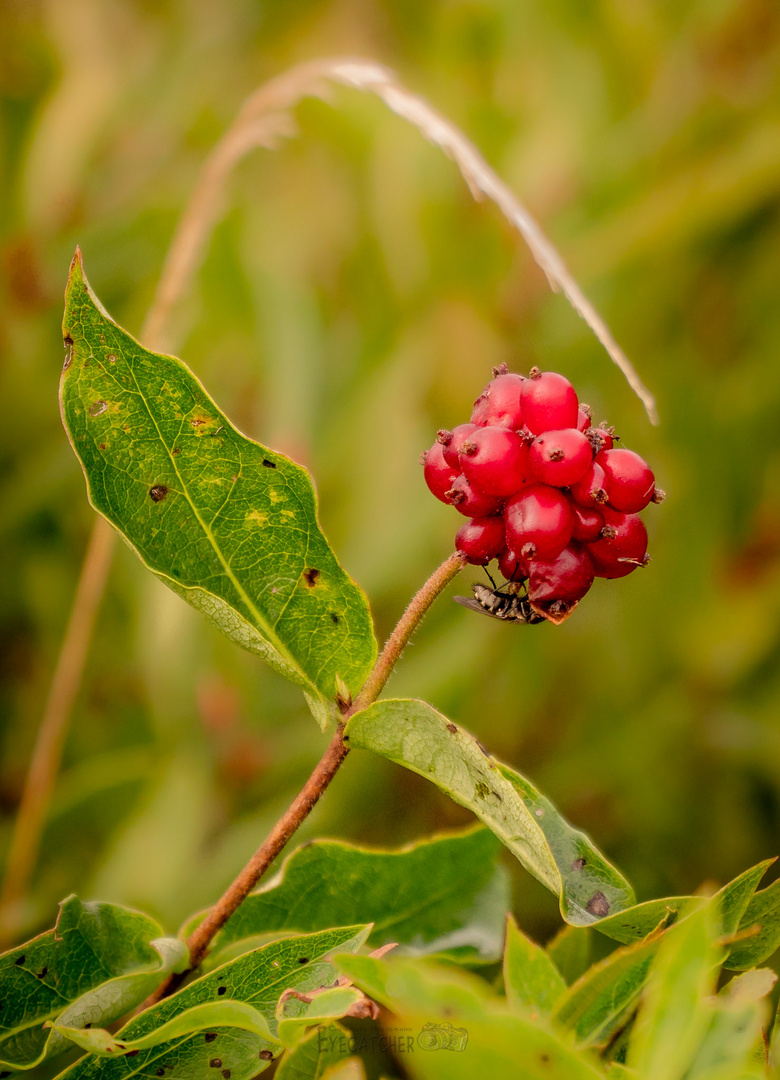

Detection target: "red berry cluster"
[422, 365, 663, 622]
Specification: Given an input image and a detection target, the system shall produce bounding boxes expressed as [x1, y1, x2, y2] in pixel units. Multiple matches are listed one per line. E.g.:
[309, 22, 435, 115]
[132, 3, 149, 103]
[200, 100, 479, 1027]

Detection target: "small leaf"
[0, 896, 183, 1071]
[54, 925, 371, 1080]
[52, 1000, 278, 1055]
[722, 967, 777, 1003]
[546, 925, 594, 986]
[335, 952, 608, 1079]
[277, 988, 363, 1049]
[60, 251, 376, 725]
[182, 828, 509, 966]
[503, 915, 566, 1015]
[274, 1021, 353, 1080]
[685, 997, 767, 1080]
[726, 877, 780, 971]
[553, 933, 661, 1047]
[345, 699, 634, 926]
[629, 902, 722, 1080]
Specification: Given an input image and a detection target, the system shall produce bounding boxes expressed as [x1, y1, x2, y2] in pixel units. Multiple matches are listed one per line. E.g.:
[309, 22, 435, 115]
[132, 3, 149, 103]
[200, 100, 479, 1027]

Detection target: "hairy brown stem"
[142, 551, 466, 1007]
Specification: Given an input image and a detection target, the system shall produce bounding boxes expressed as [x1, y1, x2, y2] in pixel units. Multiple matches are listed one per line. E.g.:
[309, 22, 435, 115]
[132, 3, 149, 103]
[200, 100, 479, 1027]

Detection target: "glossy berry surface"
[529, 428, 593, 488]
[459, 426, 530, 497]
[521, 369, 579, 434]
[422, 365, 660, 621]
[455, 516, 506, 565]
[504, 485, 573, 562]
[598, 448, 655, 513]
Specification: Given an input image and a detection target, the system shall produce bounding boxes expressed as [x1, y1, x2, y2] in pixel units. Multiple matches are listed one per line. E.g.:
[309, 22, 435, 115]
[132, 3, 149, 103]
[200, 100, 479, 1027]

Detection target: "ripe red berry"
[587, 508, 649, 578]
[423, 441, 459, 503]
[586, 424, 615, 454]
[521, 368, 579, 434]
[571, 504, 604, 543]
[529, 428, 593, 488]
[569, 461, 608, 507]
[598, 448, 655, 513]
[577, 405, 592, 432]
[470, 372, 525, 429]
[527, 543, 595, 604]
[438, 423, 478, 469]
[459, 426, 530, 498]
[497, 547, 528, 583]
[504, 484, 574, 562]
[455, 516, 505, 565]
[445, 475, 502, 518]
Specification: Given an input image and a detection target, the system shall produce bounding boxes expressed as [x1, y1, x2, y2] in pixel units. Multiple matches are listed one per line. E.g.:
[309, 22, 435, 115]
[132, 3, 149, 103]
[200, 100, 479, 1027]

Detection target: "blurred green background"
[2, 0, 780, 953]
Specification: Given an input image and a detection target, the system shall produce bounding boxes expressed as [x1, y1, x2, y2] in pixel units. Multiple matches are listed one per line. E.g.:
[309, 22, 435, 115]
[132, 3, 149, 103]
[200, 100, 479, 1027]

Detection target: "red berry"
[521, 368, 579, 434]
[504, 484, 574, 562]
[527, 543, 595, 604]
[459, 427, 531, 497]
[577, 405, 592, 432]
[423, 441, 459, 503]
[445, 474, 502, 518]
[571, 504, 604, 543]
[587, 508, 649, 578]
[471, 372, 525, 429]
[439, 423, 478, 469]
[497, 547, 528, 583]
[598, 448, 655, 513]
[529, 428, 593, 488]
[569, 461, 608, 507]
[587, 424, 615, 454]
[455, 516, 505, 565]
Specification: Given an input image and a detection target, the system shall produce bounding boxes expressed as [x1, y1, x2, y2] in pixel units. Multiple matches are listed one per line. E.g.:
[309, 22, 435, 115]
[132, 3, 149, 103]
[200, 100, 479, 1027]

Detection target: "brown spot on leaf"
[446, 723, 458, 733]
[99, 443, 106, 450]
[88, 400, 108, 418]
[125, 1050, 139, 1057]
[330, 613, 340, 624]
[303, 568, 320, 587]
[297, 957, 309, 964]
[586, 891, 610, 918]
[172, 447, 181, 456]
[262, 459, 276, 468]
[63, 334, 74, 346]
[191, 417, 208, 427]
[204, 1034, 217, 1043]
[14, 955, 24, 966]
[209, 1060, 222, 1069]
[222, 1072, 231, 1079]
[107, 353, 116, 364]
[35, 967, 47, 979]
[217, 986, 226, 995]
[149, 485, 168, 503]
[571, 858, 586, 871]
[259, 1050, 274, 1061]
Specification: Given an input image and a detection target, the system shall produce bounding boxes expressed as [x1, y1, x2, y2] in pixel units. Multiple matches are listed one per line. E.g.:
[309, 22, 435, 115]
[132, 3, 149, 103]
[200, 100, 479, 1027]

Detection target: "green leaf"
[60, 251, 376, 726]
[277, 988, 363, 1049]
[628, 902, 723, 1080]
[181, 828, 509, 966]
[274, 1022, 353, 1080]
[546, 926, 594, 986]
[52, 1000, 278, 1056]
[345, 699, 634, 926]
[0, 896, 185, 1071]
[335, 952, 607, 1079]
[503, 915, 566, 1015]
[55, 925, 370, 1080]
[727, 878, 780, 971]
[553, 933, 661, 1047]
[684, 997, 767, 1080]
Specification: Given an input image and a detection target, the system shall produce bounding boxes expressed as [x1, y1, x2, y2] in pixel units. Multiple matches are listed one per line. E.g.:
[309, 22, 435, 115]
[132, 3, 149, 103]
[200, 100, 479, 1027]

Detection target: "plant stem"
[143, 550, 466, 1006]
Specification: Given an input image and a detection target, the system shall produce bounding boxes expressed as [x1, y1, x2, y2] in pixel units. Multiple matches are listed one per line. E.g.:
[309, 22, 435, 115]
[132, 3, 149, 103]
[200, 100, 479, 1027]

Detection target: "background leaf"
[55, 925, 370, 1080]
[726, 879, 780, 971]
[345, 699, 634, 925]
[59, 252, 376, 724]
[274, 1021, 353, 1080]
[182, 828, 509, 966]
[0, 896, 184, 1071]
[503, 915, 566, 1015]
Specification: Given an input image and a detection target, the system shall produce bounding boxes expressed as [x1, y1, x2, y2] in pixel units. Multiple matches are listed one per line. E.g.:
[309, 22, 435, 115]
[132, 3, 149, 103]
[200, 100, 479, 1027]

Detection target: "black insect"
[454, 582, 546, 624]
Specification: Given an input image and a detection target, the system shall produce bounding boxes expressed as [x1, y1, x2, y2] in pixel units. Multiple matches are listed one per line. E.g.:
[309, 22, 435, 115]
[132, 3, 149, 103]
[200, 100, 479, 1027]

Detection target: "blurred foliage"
[2, 0, 780, 970]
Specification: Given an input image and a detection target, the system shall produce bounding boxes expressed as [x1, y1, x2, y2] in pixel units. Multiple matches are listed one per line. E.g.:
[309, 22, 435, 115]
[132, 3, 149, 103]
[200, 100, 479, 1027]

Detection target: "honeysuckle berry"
[445, 474, 502, 518]
[587, 508, 649, 578]
[455, 516, 506, 565]
[569, 461, 608, 507]
[598, 448, 655, 513]
[527, 543, 595, 604]
[586, 424, 615, 455]
[504, 484, 574, 562]
[529, 428, 593, 488]
[459, 426, 530, 498]
[439, 423, 478, 469]
[571, 504, 604, 543]
[497, 547, 528, 583]
[521, 368, 579, 434]
[470, 369, 525, 429]
[423, 441, 459, 503]
[577, 405, 592, 432]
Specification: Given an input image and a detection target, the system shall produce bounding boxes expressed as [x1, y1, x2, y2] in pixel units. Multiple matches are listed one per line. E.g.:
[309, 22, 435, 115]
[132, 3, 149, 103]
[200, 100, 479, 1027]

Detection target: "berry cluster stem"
[143, 550, 466, 1007]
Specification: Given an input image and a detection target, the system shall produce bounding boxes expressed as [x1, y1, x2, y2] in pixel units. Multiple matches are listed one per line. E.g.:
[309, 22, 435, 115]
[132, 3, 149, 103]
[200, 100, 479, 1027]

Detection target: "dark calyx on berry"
[422, 365, 660, 621]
